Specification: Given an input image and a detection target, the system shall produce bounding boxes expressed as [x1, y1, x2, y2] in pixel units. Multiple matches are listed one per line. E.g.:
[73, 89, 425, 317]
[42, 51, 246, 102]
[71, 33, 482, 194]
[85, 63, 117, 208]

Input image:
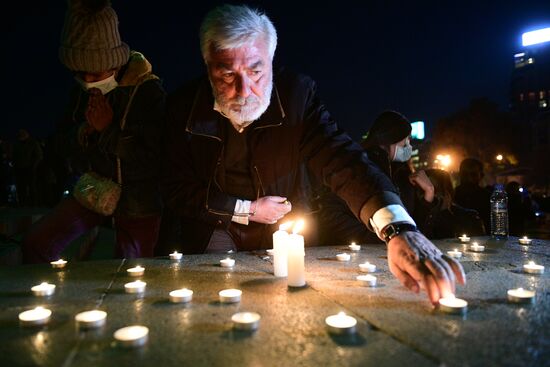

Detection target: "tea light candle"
[127, 266, 145, 277]
[356, 274, 377, 287]
[169, 251, 182, 260]
[114, 325, 149, 347]
[458, 234, 471, 243]
[31, 282, 56, 297]
[19, 307, 52, 326]
[219, 289, 242, 303]
[507, 287, 536, 303]
[266, 249, 274, 256]
[231, 312, 261, 331]
[438, 295, 468, 314]
[50, 259, 67, 269]
[518, 236, 532, 245]
[169, 288, 193, 303]
[325, 312, 357, 334]
[447, 249, 463, 259]
[470, 242, 485, 252]
[359, 262, 376, 273]
[523, 261, 544, 274]
[124, 280, 146, 294]
[220, 258, 235, 268]
[336, 253, 351, 262]
[75, 310, 107, 329]
[348, 242, 361, 252]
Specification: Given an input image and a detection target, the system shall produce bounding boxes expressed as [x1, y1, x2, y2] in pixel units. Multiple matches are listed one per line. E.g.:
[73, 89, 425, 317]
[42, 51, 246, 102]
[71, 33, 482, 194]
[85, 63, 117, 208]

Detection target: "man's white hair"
[200, 4, 277, 62]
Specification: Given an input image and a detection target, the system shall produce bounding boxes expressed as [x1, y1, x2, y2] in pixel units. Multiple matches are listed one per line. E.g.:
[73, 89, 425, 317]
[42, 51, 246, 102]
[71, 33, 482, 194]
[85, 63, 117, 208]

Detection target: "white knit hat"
[59, 0, 129, 72]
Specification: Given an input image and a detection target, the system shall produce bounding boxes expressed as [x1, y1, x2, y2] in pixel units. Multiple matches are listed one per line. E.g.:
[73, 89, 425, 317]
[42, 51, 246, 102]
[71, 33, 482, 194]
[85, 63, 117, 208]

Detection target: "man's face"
[207, 38, 273, 126]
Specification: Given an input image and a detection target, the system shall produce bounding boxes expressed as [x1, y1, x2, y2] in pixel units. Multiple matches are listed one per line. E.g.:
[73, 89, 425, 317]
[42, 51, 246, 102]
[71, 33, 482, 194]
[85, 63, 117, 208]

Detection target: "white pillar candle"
[359, 262, 376, 273]
[470, 242, 485, 252]
[287, 220, 306, 287]
[50, 259, 67, 269]
[114, 325, 149, 347]
[19, 307, 52, 326]
[438, 295, 468, 314]
[169, 288, 193, 303]
[458, 234, 471, 243]
[507, 287, 536, 303]
[518, 236, 532, 245]
[325, 312, 357, 334]
[220, 258, 235, 268]
[348, 242, 361, 251]
[124, 280, 146, 294]
[31, 282, 56, 297]
[169, 251, 182, 260]
[273, 221, 293, 277]
[75, 310, 107, 329]
[231, 312, 261, 331]
[127, 266, 145, 277]
[336, 253, 351, 262]
[356, 274, 377, 287]
[523, 261, 544, 274]
[447, 249, 463, 259]
[219, 289, 242, 303]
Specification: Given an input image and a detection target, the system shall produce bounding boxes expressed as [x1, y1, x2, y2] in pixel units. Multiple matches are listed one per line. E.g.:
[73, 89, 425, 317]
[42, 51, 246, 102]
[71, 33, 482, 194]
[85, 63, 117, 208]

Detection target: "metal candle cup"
[75, 310, 107, 329]
[523, 261, 544, 274]
[507, 288, 536, 303]
[336, 253, 351, 262]
[325, 312, 357, 334]
[470, 242, 485, 252]
[50, 259, 67, 269]
[169, 288, 193, 303]
[169, 251, 182, 260]
[348, 243, 361, 251]
[31, 282, 56, 297]
[458, 234, 471, 243]
[359, 262, 376, 273]
[19, 307, 52, 326]
[124, 280, 146, 294]
[356, 274, 377, 287]
[219, 289, 242, 303]
[438, 295, 468, 314]
[220, 258, 235, 268]
[518, 236, 532, 245]
[447, 249, 463, 259]
[232, 312, 261, 331]
[114, 325, 149, 347]
[127, 266, 145, 277]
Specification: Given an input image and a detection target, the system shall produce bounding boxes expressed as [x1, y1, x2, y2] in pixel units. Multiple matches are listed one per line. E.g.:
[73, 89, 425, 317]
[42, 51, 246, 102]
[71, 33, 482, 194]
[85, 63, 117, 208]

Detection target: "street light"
[435, 154, 451, 170]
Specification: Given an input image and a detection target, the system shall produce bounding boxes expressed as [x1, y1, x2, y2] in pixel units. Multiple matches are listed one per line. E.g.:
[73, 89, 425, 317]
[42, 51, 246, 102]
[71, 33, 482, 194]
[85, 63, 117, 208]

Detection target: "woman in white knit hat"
[23, 0, 166, 262]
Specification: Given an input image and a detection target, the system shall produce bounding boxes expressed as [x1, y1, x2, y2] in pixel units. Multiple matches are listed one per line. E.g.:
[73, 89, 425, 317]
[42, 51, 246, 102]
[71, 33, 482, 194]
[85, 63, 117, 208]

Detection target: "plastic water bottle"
[490, 184, 508, 240]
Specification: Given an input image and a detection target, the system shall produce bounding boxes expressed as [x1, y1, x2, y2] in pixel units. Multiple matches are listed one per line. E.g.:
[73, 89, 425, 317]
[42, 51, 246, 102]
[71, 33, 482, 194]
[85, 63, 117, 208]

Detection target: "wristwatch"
[381, 223, 418, 243]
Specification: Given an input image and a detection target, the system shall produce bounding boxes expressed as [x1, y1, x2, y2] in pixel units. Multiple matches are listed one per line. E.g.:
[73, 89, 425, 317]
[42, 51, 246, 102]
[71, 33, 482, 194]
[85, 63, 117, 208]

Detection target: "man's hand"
[85, 88, 113, 132]
[387, 230, 466, 305]
[408, 170, 434, 203]
[249, 196, 292, 224]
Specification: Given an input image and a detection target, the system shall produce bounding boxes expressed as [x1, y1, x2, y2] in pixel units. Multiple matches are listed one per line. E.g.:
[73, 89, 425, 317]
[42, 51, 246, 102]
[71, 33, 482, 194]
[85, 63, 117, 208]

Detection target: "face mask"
[75, 73, 118, 95]
[392, 142, 413, 162]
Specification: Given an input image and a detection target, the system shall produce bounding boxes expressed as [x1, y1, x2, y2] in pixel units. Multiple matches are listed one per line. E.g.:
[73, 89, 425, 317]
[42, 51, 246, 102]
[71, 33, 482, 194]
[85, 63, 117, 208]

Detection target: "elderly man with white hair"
[162, 4, 465, 305]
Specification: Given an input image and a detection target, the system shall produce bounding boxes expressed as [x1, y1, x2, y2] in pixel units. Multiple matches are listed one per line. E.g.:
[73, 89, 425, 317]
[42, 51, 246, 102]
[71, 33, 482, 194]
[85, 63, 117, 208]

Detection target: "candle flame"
[351, 242, 356, 246]
[528, 261, 535, 266]
[279, 221, 294, 231]
[523, 236, 528, 239]
[292, 219, 305, 234]
[517, 287, 523, 292]
[337, 311, 346, 317]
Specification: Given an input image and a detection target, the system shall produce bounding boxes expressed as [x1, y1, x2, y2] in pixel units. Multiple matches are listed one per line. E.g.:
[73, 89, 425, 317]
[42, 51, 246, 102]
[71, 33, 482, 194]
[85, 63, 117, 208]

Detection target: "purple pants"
[22, 197, 160, 263]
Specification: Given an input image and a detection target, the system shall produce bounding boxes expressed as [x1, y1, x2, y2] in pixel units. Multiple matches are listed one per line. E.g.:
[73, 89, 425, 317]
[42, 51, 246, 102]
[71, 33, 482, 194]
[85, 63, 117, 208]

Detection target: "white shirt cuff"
[369, 204, 416, 239]
[232, 199, 252, 225]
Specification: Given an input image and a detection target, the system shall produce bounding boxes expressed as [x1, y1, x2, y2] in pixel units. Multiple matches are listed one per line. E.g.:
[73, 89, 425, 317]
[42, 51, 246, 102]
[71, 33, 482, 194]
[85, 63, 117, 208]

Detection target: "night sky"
[3, 1, 550, 142]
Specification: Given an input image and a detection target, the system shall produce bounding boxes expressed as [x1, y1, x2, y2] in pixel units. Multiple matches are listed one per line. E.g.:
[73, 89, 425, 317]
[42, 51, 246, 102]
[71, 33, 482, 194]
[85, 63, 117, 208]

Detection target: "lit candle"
[287, 220, 306, 287]
[447, 249, 463, 259]
[523, 261, 544, 274]
[219, 289, 242, 303]
[348, 242, 361, 252]
[127, 266, 145, 277]
[169, 288, 193, 303]
[75, 310, 107, 329]
[336, 253, 351, 262]
[220, 258, 235, 268]
[114, 325, 149, 347]
[31, 282, 56, 297]
[507, 287, 536, 303]
[356, 274, 377, 287]
[359, 262, 376, 273]
[438, 294, 468, 314]
[273, 221, 293, 277]
[458, 234, 471, 243]
[325, 312, 357, 334]
[169, 251, 182, 260]
[50, 259, 67, 269]
[231, 312, 261, 331]
[518, 236, 532, 245]
[470, 242, 485, 252]
[266, 249, 274, 256]
[19, 307, 52, 326]
[124, 280, 146, 294]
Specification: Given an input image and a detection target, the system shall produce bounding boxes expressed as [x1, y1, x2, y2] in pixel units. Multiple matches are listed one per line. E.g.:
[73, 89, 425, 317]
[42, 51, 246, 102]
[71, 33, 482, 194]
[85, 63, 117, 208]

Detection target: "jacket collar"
[186, 76, 286, 140]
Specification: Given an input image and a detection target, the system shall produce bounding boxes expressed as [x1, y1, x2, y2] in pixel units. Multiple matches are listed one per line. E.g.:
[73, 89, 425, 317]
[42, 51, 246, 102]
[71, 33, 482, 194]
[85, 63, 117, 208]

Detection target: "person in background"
[454, 158, 491, 232]
[162, 4, 464, 305]
[22, 0, 165, 263]
[505, 181, 535, 236]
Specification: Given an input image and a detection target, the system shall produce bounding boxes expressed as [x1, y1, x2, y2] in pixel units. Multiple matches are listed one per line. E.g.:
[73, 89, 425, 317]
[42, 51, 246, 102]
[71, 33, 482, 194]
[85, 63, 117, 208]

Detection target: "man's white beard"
[212, 73, 273, 131]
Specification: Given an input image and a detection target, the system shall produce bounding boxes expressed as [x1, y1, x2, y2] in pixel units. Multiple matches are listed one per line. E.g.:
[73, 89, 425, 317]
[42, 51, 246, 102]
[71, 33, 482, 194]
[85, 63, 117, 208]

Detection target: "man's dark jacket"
[162, 69, 402, 253]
